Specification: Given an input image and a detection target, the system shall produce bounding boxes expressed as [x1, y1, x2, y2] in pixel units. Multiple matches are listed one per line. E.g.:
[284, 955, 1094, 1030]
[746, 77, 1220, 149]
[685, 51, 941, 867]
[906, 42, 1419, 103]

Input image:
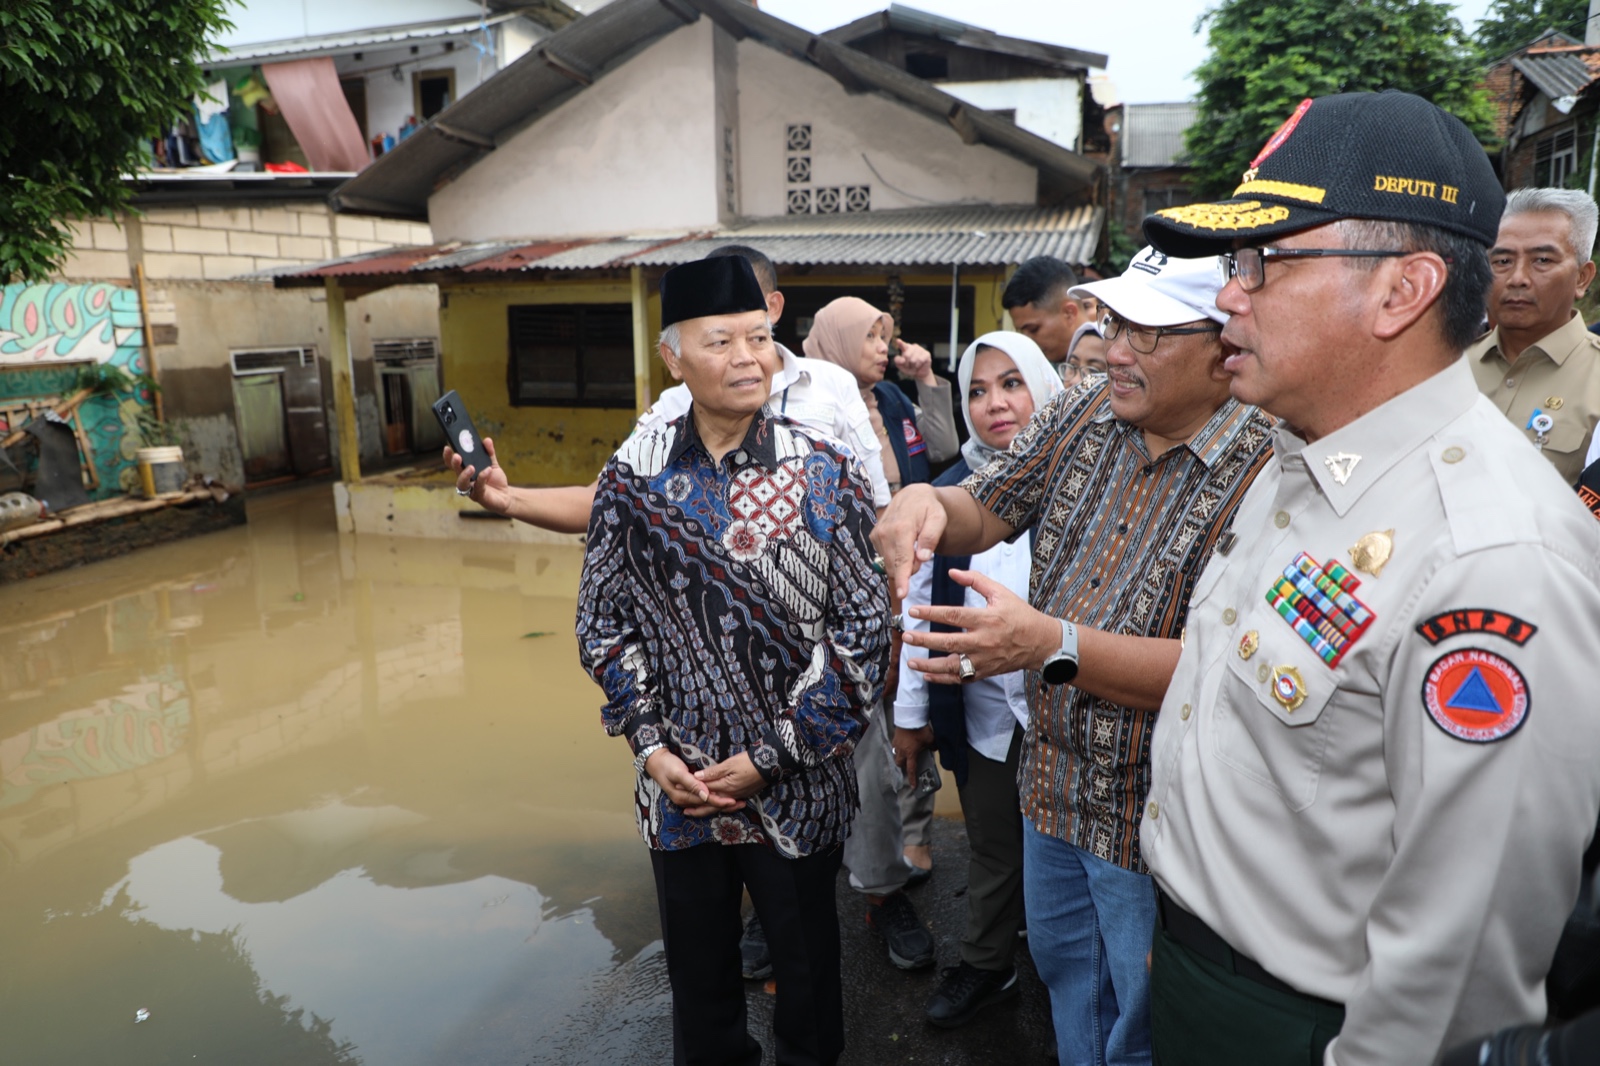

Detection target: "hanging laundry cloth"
[193, 79, 235, 163]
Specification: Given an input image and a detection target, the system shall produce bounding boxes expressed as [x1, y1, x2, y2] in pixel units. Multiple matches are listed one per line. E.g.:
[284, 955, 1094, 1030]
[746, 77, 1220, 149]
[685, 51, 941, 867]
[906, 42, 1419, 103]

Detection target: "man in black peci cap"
[1138, 91, 1600, 1065]
[575, 255, 889, 1066]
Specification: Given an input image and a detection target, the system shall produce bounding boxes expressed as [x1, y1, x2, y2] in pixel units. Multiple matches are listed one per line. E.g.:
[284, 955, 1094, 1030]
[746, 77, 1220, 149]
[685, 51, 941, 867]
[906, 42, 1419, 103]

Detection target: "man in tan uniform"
[1140, 91, 1600, 1066]
[1467, 187, 1600, 484]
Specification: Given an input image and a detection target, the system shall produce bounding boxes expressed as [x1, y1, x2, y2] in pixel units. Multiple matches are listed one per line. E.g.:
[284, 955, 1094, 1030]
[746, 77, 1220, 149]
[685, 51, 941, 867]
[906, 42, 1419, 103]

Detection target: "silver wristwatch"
[634, 742, 666, 774]
[1041, 618, 1080, 686]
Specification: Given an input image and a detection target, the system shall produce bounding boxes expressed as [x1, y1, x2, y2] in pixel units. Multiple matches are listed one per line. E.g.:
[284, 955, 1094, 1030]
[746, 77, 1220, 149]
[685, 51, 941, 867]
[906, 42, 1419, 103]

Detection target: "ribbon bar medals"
[1266, 552, 1376, 668]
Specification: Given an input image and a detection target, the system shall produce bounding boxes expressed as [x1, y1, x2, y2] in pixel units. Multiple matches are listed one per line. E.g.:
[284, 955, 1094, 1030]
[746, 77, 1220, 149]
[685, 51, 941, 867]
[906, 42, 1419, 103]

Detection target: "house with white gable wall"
[821, 3, 1110, 156]
[267, 0, 1106, 538]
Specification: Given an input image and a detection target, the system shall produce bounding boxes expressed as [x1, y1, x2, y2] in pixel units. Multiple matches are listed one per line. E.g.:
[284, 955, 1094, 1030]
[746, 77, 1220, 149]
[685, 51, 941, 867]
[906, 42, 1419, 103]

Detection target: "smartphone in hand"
[432, 390, 489, 481]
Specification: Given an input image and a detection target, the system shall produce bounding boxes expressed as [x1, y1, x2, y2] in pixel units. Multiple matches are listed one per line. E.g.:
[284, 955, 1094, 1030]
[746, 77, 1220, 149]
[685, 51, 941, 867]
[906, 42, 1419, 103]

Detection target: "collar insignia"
[1323, 452, 1361, 485]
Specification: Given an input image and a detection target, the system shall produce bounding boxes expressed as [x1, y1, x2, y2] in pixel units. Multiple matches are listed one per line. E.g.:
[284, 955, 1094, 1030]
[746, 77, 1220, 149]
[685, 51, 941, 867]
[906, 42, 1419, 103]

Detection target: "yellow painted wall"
[439, 280, 664, 486]
[437, 269, 1005, 486]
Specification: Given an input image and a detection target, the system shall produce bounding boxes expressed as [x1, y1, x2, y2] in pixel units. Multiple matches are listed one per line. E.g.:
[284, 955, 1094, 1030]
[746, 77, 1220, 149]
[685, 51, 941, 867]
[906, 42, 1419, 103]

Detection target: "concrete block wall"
[57, 204, 434, 283]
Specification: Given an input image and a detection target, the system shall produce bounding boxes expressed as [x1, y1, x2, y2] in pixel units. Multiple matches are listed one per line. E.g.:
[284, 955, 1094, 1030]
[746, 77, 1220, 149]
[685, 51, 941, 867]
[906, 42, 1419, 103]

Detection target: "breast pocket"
[1211, 608, 1337, 812]
[1540, 416, 1589, 466]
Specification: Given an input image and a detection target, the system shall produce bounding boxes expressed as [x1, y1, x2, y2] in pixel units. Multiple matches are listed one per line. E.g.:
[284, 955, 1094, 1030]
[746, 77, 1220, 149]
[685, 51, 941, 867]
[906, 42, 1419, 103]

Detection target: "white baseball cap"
[1070, 246, 1228, 327]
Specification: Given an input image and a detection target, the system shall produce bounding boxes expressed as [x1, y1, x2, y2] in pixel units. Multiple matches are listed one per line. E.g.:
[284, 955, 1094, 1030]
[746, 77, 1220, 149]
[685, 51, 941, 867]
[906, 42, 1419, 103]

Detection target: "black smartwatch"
[1041, 619, 1080, 686]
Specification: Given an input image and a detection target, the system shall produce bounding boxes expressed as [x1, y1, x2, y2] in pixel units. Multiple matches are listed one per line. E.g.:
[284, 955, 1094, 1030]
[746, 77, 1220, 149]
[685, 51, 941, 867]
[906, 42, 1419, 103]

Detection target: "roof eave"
[696, 0, 1101, 191]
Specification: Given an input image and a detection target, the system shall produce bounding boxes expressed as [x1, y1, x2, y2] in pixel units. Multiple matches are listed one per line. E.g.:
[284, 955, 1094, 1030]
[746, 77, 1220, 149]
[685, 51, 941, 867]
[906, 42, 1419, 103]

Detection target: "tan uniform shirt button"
[1274, 510, 1290, 528]
[1257, 662, 1271, 682]
[1181, 703, 1192, 721]
[1147, 801, 1159, 820]
[1505, 378, 1516, 388]
[1442, 446, 1465, 463]
[1222, 607, 1237, 624]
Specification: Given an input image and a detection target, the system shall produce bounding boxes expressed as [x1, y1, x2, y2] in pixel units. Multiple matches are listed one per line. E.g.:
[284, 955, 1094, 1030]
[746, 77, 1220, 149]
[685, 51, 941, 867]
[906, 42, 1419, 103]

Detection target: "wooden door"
[406, 363, 443, 452]
[282, 360, 330, 476]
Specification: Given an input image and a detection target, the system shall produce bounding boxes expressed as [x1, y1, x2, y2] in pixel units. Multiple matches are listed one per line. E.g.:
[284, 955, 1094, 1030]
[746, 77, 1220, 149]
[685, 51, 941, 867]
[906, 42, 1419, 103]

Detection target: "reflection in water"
[0, 487, 671, 1064]
[1, 671, 188, 809]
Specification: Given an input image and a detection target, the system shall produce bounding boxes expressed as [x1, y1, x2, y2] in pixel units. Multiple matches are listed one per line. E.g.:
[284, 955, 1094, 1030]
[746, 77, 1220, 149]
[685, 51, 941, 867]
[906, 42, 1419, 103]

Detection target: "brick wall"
[58, 203, 433, 283]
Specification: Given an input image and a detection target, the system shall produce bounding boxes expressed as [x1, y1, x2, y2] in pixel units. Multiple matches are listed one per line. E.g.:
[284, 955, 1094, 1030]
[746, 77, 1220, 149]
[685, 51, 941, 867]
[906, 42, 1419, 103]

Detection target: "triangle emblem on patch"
[1446, 667, 1504, 714]
[1324, 452, 1361, 485]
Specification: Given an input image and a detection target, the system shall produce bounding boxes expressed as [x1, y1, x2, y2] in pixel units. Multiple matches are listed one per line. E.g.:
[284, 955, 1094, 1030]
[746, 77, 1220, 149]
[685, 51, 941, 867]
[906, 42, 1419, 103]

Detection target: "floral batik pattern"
[577, 407, 889, 857]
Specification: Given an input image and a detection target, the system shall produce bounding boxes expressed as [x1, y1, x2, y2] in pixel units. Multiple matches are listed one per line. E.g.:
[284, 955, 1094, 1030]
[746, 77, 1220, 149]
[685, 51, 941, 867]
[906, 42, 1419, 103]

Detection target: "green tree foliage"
[1474, 0, 1591, 60]
[0, 0, 232, 282]
[1184, 0, 1497, 199]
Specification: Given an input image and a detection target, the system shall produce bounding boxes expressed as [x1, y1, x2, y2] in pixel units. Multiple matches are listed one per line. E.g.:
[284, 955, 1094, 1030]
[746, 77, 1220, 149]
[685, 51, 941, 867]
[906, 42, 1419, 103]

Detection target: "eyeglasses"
[1100, 313, 1221, 355]
[1219, 247, 1413, 292]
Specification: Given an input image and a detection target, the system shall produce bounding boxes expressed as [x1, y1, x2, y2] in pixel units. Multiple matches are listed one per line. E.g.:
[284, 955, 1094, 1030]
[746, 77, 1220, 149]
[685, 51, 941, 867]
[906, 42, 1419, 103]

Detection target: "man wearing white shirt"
[447, 246, 892, 525]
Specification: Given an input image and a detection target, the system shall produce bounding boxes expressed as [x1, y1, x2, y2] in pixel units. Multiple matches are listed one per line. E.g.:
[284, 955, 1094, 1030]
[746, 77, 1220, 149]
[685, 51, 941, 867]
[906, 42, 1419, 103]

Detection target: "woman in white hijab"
[891, 330, 1064, 1027]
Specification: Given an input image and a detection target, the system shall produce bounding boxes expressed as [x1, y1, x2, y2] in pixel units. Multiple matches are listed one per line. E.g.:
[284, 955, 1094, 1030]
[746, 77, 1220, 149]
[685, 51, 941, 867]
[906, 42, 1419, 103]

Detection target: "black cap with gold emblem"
[1143, 91, 1505, 259]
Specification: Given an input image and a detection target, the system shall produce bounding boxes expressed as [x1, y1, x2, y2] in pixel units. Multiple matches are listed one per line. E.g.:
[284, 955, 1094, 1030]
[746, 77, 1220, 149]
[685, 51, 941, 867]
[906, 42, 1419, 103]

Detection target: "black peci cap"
[1144, 91, 1505, 258]
[660, 255, 767, 327]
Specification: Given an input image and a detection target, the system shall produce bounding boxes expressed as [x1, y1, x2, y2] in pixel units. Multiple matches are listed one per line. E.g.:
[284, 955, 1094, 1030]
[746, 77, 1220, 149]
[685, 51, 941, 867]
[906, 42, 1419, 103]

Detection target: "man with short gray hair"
[1467, 186, 1600, 484]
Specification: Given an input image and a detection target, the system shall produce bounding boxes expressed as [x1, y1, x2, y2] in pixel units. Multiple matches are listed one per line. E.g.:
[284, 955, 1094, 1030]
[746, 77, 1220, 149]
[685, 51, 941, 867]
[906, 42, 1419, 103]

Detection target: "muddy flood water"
[0, 485, 1002, 1066]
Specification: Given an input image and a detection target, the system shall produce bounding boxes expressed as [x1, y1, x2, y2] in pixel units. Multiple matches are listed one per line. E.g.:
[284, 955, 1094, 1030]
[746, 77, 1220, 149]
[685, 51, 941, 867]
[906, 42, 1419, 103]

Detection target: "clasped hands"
[644, 749, 764, 817]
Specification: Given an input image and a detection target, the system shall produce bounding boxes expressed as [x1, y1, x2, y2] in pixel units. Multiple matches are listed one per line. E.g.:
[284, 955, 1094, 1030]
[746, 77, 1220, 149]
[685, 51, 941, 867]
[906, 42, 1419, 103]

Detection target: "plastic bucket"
[137, 446, 187, 499]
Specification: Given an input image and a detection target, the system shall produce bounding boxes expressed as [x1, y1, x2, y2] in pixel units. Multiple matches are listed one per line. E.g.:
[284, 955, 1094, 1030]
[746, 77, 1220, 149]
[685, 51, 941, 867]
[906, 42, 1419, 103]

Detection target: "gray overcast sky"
[760, 0, 1500, 104]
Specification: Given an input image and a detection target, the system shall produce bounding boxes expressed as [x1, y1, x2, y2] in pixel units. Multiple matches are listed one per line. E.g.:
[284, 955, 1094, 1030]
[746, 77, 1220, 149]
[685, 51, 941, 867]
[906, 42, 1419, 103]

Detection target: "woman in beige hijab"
[801, 295, 958, 951]
[802, 296, 957, 495]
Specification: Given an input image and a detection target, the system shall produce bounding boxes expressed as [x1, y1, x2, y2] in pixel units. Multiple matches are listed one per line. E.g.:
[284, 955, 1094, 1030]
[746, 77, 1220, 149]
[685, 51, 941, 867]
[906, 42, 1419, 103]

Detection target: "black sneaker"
[866, 891, 935, 970]
[903, 857, 933, 888]
[925, 961, 1019, 1028]
[740, 912, 772, 980]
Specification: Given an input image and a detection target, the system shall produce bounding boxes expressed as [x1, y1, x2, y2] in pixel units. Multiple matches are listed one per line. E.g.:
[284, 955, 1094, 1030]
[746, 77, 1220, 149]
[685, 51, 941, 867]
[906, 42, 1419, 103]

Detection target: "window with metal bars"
[507, 304, 634, 407]
[230, 347, 316, 375]
[1535, 127, 1579, 188]
[373, 338, 439, 364]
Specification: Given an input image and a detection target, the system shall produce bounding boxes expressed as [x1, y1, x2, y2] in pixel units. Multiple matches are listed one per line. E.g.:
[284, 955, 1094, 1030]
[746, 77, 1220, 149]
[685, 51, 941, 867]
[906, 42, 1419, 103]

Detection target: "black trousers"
[650, 841, 845, 1066]
[955, 726, 1025, 970]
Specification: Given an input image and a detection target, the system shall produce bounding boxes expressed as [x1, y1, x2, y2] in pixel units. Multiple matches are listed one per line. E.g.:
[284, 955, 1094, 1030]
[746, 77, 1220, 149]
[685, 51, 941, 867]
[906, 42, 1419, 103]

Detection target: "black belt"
[1155, 889, 1342, 1010]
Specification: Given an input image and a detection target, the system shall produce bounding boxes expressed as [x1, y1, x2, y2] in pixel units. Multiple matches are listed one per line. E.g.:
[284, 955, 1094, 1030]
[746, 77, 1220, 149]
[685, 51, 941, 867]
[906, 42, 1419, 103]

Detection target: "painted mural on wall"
[0, 282, 151, 500]
[0, 282, 142, 365]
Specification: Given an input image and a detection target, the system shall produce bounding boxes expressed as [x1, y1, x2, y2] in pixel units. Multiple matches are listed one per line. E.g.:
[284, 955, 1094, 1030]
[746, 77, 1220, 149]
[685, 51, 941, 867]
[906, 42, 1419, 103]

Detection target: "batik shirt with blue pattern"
[577, 406, 889, 857]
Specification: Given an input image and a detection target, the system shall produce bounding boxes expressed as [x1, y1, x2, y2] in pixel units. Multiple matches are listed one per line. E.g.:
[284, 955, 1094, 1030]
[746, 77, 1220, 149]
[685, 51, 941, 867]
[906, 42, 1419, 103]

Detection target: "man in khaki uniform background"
[1468, 188, 1600, 484]
[1140, 90, 1600, 1066]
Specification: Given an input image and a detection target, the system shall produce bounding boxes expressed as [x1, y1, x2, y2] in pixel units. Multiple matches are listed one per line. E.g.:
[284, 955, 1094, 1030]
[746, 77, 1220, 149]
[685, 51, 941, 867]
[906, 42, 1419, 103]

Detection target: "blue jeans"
[1023, 818, 1156, 1066]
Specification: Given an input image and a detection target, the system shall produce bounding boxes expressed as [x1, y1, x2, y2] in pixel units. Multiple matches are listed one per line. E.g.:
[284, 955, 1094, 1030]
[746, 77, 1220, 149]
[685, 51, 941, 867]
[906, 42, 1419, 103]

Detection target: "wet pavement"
[0, 484, 1054, 1064]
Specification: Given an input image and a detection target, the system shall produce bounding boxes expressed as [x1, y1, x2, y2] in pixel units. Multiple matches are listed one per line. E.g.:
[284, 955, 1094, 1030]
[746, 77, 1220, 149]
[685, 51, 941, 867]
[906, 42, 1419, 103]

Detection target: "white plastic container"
[137, 446, 186, 498]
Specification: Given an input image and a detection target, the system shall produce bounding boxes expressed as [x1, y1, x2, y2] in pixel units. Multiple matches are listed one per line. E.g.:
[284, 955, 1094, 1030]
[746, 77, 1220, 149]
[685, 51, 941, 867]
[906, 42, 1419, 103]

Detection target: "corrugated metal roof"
[329, 0, 1100, 220]
[1122, 102, 1198, 168]
[208, 12, 524, 64]
[266, 203, 1103, 287]
[1510, 45, 1600, 106]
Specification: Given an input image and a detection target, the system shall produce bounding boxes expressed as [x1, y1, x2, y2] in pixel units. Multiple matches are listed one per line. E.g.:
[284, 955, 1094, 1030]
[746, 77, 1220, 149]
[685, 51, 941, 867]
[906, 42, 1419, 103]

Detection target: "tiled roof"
[822, 3, 1107, 72]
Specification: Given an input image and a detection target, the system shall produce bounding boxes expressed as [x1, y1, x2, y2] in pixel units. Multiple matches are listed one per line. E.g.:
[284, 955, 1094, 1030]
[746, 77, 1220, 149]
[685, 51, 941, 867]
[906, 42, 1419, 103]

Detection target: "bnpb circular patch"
[1421, 648, 1529, 744]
